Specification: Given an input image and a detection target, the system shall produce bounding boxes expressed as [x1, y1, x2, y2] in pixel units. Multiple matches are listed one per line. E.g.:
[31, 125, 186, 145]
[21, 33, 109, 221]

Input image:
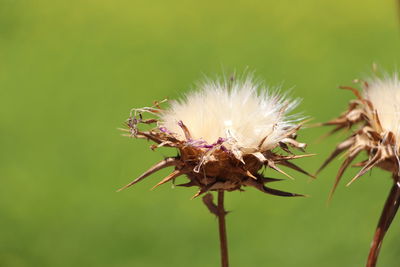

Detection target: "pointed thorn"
[176, 181, 197, 187]
[277, 160, 316, 179]
[352, 160, 367, 167]
[136, 131, 163, 144]
[191, 189, 205, 200]
[316, 138, 354, 175]
[281, 154, 317, 160]
[263, 185, 305, 197]
[346, 151, 382, 187]
[262, 177, 284, 183]
[246, 170, 257, 180]
[117, 157, 178, 192]
[244, 178, 304, 197]
[191, 185, 212, 200]
[266, 160, 294, 179]
[327, 150, 361, 201]
[339, 85, 363, 100]
[118, 128, 130, 132]
[151, 170, 184, 190]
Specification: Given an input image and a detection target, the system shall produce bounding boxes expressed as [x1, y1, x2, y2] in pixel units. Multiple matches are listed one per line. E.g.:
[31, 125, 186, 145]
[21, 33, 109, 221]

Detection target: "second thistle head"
[319, 71, 400, 197]
[120, 74, 314, 198]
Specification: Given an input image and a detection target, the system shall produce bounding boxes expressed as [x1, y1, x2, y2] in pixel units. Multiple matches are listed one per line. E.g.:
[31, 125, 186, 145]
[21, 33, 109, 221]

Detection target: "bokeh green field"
[1, 0, 400, 266]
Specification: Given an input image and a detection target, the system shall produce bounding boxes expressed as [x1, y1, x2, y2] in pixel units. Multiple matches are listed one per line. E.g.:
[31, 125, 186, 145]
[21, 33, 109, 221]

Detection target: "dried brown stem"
[217, 190, 229, 267]
[367, 179, 400, 267]
[202, 192, 230, 267]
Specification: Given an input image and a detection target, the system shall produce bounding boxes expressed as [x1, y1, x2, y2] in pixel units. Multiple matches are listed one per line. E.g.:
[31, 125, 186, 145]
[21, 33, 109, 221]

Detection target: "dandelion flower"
[318, 72, 400, 267]
[119, 74, 313, 267]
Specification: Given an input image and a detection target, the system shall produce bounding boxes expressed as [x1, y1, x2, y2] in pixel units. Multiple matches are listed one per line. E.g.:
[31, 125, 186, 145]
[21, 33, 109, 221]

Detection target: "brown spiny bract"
[119, 76, 314, 198]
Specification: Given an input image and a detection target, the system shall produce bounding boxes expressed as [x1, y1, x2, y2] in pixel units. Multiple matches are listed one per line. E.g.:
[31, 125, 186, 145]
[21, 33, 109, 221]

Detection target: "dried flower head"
[318, 73, 400, 195]
[319, 71, 400, 267]
[119, 75, 314, 198]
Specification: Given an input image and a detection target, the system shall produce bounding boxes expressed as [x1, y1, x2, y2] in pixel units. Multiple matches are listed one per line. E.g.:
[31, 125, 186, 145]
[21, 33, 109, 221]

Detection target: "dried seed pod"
[119, 75, 313, 198]
[319, 72, 400, 267]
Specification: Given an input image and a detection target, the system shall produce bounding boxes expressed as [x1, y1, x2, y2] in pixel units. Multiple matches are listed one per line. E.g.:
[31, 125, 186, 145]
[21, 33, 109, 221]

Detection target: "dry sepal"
[119, 76, 314, 199]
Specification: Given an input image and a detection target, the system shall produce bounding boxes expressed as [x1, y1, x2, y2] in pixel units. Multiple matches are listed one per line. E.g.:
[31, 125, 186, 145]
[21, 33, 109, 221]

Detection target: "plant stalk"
[217, 190, 229, 267]
[366, 178, 400, 267]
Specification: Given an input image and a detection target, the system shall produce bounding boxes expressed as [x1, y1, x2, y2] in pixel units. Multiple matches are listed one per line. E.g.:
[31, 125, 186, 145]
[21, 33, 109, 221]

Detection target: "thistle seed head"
[364, 74, 400, 143]
[319, 72, 400, 198]
[120, 75, 313, 198]
[160, 76, 301, 152]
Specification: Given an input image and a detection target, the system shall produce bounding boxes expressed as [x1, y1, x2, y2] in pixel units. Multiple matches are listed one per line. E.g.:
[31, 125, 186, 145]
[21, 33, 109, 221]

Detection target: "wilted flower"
[119, 74, 313, 267]
[119, 75, 313, 197]
[319, 72, 400, 267]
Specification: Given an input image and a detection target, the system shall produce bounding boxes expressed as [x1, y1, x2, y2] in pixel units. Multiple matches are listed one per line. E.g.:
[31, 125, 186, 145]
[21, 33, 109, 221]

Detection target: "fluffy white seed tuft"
[160, 76, 301, 152]
[364, 74, 400, 142]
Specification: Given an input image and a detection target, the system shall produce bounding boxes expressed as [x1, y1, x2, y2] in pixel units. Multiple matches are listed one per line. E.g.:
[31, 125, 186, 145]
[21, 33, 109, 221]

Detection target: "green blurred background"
[1, 0, 400, 266]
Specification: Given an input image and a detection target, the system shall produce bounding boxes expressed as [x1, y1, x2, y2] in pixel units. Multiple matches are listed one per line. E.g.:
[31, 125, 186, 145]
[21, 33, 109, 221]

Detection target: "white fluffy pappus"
[160, 76, 302, 152]
[364, 73, 400, 142]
